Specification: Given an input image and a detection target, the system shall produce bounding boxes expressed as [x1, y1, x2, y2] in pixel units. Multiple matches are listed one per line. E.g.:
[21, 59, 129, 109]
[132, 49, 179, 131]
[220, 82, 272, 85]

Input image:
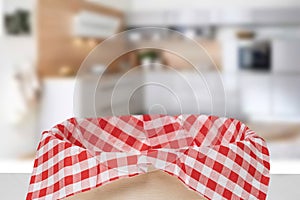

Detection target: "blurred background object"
[1, 1, 300, 198]
[4, 9, 31, 35]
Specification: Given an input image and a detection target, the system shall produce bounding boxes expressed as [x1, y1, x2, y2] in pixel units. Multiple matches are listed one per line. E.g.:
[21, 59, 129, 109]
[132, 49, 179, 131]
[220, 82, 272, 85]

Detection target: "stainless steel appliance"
[238, 40, 271, 71]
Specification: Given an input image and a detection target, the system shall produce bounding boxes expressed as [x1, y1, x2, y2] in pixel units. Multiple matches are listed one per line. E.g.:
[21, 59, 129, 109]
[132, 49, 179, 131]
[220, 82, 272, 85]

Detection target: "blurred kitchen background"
[1, 0, 300, 175]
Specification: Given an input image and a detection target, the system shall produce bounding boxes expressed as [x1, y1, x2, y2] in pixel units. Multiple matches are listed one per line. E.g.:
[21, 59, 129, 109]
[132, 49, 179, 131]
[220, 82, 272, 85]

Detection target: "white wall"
[0, 37, 37, 158]
[0, 0, 3, 36]
[0, 0, 37, 158]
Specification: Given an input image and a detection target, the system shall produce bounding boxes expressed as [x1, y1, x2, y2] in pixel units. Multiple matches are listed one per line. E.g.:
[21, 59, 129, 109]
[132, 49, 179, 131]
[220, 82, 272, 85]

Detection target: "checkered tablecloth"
[26, 115, 270, 200]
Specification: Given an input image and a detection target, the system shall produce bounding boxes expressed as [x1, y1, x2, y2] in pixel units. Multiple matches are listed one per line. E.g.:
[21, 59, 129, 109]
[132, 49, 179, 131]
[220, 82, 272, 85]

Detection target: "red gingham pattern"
[26, 115, 270, 200]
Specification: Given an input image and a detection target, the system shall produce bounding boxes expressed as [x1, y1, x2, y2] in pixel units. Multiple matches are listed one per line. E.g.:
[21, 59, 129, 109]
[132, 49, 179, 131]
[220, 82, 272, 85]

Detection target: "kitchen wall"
[0, 0, 37, 158]
[0, 0, 2, 35]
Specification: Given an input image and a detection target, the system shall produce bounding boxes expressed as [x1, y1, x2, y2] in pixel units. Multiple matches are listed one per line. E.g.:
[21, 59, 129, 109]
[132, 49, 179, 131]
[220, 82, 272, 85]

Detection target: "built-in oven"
[238, 40, 271, 71]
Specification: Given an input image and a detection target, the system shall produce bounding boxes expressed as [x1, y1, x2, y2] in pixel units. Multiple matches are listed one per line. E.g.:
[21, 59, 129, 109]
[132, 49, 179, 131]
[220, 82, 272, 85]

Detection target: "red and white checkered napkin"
[26, 115, 270, 200]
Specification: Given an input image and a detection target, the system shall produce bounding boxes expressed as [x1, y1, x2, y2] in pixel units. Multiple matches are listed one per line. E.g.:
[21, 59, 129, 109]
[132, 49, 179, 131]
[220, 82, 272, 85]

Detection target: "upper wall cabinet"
[126, 11, 167, 26]
[166, 10, 211, 26]
[126, 10, 211, 26]
[252, 8, 300, 25]
[217, 9, 253, 25]
[126, 8, 300, 27]
[73, 11, 121, 38]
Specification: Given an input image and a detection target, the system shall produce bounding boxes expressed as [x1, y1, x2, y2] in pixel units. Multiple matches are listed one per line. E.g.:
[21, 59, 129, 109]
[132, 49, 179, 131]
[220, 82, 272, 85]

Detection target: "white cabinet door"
[144, 72, 183, 114]
[166, 10, 211, 26]
[39, 78, 75, 133]
[240, 73, 271, 116]
[273, 75, 300, 116]
[126, 12, 166, 26]
[77, 73, 145, 117]
[253, 8, 300, 25]
[143, 72, 229, 116]
[272, 40, 300, 73]
[219, 9, 253, 25]
[188, 72, 227, 116]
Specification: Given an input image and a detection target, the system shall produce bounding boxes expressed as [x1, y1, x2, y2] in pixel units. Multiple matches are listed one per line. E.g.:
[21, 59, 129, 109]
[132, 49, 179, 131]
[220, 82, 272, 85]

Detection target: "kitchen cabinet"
[218, 9, 253, 25]
[166, 10, 211, 26]
[239, 73, 272, 116]
[272, 40, 300, 73]
[74, 71, 237, 117]
[39, 78, 75, 133]
[239, 72, 300, 119]
[75, 75, 120, 117]
[272, 75, 300, 116]
[76, 72, 144, 117]
[143, 72, 189, 114]
[126, 11, 167, 26]
[127, 11, 212, 27]
[126, 8, 300, 27]
[143, 71, 233, 116]
[40, 73, 300, 126]
[126, 10, 212, 27]
[252, 8, 300, 25]
[73, 11, 121, 39]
